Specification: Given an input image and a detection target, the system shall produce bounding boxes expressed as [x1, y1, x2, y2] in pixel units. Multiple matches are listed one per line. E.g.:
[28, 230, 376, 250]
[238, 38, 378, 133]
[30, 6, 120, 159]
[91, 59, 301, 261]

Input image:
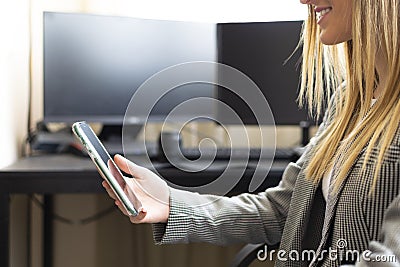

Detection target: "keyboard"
[165, 147, 298, 161]
[103, 141, 300, 161]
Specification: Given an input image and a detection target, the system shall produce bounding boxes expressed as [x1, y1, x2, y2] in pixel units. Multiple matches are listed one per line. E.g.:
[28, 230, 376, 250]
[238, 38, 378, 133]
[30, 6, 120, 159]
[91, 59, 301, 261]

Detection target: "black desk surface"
[0, 154, 104, 194]
[0, 154, 290, 195]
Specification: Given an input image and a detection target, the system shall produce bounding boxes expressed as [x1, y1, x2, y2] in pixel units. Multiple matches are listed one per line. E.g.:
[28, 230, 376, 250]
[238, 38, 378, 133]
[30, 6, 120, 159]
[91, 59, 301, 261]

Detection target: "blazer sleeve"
[352, 195, 400, 266]
[152, 161, 302, 246]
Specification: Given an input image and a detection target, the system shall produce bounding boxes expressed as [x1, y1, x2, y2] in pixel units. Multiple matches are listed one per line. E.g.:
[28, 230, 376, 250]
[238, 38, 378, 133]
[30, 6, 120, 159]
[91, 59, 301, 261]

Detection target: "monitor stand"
[98, 124, 144, 141]
[99, 124, 144, 155]
[299, 121, 311, 146]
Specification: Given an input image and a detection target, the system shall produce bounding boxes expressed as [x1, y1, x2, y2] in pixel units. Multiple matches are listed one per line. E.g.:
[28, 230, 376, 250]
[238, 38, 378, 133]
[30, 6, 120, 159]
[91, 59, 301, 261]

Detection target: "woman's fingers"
[103, 154, 170, 224]
[102, 181, 117, 199]
[114, 200, 130, 216]
[115, 199, 147, 222]
[129, 210, 147, 223]
[114, 154, 146, 178]
[103, 180, 144, 219]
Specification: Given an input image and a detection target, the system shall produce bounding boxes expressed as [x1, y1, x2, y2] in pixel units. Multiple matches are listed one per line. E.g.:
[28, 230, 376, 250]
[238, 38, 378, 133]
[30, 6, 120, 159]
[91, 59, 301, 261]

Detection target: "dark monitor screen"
[216, 21, 312, 125]
[43, 12, 216, 125]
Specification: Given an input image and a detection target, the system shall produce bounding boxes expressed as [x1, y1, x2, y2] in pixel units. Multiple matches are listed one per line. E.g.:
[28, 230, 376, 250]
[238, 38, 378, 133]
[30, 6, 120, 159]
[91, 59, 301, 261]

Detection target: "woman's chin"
[319, 31, 350, 46]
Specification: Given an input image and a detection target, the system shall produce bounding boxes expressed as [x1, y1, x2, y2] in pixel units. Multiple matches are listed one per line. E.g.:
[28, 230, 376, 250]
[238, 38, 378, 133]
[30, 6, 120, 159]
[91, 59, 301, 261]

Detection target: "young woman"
[103, 0, 400, 266]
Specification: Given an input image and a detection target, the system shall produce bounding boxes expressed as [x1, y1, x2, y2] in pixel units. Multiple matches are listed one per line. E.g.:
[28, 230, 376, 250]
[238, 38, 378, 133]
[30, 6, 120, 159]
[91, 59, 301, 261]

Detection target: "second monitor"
[216, 21, 313, 126]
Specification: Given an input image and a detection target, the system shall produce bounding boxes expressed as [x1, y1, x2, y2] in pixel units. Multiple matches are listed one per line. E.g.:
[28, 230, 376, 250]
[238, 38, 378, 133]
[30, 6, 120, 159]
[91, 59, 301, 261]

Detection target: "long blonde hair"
[300, 0, 400, 190]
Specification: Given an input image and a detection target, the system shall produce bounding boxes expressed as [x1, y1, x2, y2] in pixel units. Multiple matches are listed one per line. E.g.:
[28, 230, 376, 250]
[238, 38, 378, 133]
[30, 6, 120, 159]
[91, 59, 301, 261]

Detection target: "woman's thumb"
[114, 154, 144, 177]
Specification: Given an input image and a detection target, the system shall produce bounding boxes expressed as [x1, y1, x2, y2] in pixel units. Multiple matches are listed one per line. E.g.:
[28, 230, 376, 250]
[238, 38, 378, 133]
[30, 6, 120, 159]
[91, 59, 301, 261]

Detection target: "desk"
[0, 154, 289, 267]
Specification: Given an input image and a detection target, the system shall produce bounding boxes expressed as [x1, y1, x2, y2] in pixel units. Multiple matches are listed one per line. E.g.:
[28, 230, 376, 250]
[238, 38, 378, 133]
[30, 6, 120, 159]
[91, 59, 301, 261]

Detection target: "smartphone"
[72, 121, 141, 216]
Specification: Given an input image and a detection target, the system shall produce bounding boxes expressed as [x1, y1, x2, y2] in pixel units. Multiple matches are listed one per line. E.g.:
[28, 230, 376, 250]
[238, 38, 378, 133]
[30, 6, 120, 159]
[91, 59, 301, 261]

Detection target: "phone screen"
[73, 122, 140, 216]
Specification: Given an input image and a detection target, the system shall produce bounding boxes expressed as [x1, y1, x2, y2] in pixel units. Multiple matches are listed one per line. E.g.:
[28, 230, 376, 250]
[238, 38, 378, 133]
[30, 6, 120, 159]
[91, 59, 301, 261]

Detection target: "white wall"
[1, 1, 31, 267]
[0, 0, 30, 168]
[83, 0, 307, 22]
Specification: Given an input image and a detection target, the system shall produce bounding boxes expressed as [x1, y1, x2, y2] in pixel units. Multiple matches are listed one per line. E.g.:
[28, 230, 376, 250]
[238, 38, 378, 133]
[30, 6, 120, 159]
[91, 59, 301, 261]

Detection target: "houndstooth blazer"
[152, 101, 400, 267]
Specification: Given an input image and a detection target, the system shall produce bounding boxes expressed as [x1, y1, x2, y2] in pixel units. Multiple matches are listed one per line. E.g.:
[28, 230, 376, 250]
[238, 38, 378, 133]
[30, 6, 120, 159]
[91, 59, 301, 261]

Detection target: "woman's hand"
[102, 154, 170, 224]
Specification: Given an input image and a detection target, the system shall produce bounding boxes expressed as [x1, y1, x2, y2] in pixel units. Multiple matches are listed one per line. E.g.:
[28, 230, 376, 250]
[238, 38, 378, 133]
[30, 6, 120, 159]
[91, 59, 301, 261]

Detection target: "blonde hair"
[300, 0, 400, 191]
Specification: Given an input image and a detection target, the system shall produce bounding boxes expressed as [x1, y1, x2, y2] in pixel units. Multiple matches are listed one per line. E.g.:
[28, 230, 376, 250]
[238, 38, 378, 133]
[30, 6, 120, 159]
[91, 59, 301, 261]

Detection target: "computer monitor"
[43, 12, 216, 134]
[216, 21, 313, 126]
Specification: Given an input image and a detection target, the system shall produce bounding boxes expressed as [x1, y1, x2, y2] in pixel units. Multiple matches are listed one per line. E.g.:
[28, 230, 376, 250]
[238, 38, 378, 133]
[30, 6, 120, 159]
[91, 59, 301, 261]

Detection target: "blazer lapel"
[315, 142, 366, 256]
